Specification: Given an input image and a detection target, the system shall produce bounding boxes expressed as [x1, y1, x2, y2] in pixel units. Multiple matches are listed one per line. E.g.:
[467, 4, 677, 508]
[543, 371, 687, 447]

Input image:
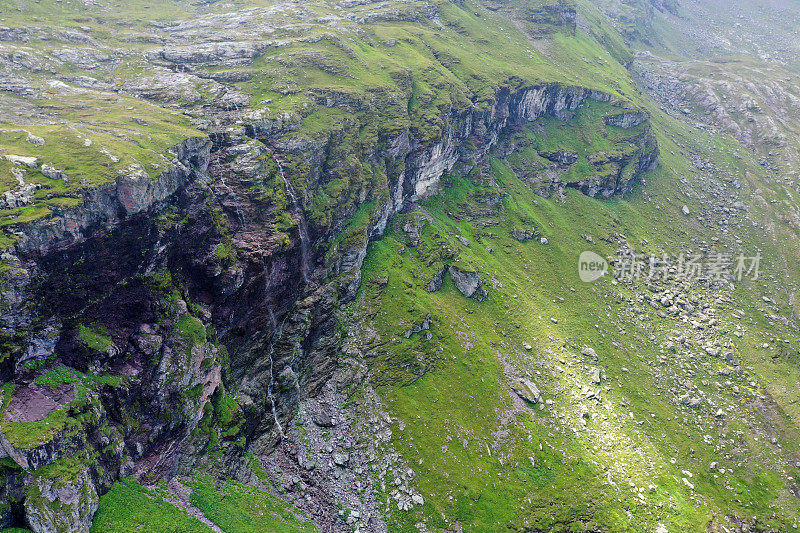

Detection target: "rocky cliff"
[0, 74, 657, 530]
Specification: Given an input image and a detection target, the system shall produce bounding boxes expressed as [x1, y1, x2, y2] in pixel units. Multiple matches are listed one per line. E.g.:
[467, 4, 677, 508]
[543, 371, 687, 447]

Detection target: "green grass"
[185, 475, 318, 533]
[2, 1, 800, 532]
[349, 93, 800, 530]
[92, 478, 214, 533]
[33, 367, 79, 387]
[0, 110, 202, 235]
[77, 325, 112, 353]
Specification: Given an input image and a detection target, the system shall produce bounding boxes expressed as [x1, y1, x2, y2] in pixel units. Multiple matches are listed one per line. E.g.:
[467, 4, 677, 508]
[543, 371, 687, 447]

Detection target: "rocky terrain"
[1, 0, 800, 532]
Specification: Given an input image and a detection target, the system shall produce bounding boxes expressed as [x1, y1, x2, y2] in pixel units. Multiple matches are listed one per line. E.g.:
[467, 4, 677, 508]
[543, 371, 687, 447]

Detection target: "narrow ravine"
[270, 149, 312, 284]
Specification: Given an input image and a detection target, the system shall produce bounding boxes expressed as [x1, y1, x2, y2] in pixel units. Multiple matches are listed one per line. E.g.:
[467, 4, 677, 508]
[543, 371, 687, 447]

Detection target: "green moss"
[212, 392, 244, 439]
[77, 325, 112, 353]
[34, 367, 79, 387]
[87, 373, 124, 388]
[214, 242, 236, 263]
[177, 315, 206, 356]
[183, 384, 204, 403]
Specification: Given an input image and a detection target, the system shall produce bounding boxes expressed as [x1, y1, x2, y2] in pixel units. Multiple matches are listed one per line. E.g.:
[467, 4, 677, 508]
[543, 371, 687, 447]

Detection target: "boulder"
[40, 164, 64, 180]
[26, 133, 45, 146]
[332, 452, 350, 467]
[449, 266, 487, 300]
[581, 347, 598, 360]
[425, 267, 446, 292]
[404, 314, 432, 338]
[679, 394, 702, 408]
[511, 228, 537, 242]
[4, 154, 38, 168]
[511, 378, 542, 404]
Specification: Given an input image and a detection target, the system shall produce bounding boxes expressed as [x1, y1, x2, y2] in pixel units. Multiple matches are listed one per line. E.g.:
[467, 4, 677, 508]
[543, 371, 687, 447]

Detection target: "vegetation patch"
[92, 477, 214, 533]
[185, 475, 318, 533]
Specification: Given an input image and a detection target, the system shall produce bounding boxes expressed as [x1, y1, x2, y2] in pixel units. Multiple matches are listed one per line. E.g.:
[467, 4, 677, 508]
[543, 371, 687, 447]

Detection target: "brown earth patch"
[3, 382, 74, 423]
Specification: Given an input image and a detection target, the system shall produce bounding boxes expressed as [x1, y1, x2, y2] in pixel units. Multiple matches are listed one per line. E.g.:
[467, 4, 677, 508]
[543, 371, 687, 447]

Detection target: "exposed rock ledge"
[402, 84, 614, 204]
[0, 81, 657, 533]
[11, 136, 211, 256]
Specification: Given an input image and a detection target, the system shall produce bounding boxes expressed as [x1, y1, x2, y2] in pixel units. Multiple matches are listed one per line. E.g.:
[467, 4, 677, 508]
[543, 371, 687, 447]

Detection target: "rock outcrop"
[24, 463, 99, 533]
[449, 266, 487, 300]
[0, 67, 657, 533]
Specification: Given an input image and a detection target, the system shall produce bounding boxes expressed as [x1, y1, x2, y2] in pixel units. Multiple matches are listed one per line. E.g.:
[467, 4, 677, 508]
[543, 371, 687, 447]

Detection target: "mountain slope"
[1, 1, 799, 532]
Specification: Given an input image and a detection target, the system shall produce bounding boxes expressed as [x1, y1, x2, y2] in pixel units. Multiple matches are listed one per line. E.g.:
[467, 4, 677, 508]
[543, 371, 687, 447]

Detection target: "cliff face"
[0, 79, 657, 530]
[8, 1, 800, 531]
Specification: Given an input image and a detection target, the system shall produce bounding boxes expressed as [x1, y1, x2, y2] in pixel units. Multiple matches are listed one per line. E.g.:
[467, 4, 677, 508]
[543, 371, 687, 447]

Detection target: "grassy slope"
[91, 478, 215, 533]
[185, 475, 317, 533]
[345, 5, 800, 532]
[3, 0, 800, 531]
[91, 476, 317, 533]
[353, 129, 800, 532]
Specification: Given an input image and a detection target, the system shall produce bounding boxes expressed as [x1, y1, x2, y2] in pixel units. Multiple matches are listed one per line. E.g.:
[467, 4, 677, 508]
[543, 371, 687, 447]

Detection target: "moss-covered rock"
[25, 457, 99, 533]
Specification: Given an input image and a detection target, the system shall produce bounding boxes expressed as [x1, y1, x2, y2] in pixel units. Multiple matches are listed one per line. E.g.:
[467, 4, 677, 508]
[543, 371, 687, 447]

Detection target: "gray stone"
[511, 378, 542, 404]
[449, 266, 487, 301]
[604, 110, 648, 128]
[24, 464, 99, 533]
[40, 164, 64, 180]
[333, 452, 350, 467]
[26, 133, 45, 146]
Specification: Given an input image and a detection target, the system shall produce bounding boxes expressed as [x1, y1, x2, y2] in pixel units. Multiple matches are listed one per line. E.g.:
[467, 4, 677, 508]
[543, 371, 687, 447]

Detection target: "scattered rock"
[26, 132, 45, 146]
[679, 394, 702, 408]
[511, 377, 542, 404]
[3, 154, 38, 168]
[512, 228, 537, 242]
